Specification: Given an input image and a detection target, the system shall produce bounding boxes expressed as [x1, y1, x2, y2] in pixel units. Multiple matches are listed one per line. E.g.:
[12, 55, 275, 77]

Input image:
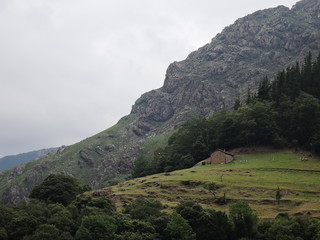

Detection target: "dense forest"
[133, 52, 320, 177]
[0, 173, 319, 240]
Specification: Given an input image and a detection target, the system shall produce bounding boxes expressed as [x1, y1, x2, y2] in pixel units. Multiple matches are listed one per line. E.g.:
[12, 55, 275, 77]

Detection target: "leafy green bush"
[29, 174, 91, 206]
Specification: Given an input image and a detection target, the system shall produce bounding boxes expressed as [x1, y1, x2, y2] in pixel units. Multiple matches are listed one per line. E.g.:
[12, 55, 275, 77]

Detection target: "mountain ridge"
[0, 148, 58, 171]
[1, 0, 320, 205]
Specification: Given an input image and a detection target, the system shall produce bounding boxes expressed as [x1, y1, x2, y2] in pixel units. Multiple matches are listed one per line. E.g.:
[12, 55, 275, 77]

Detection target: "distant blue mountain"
[0, 148, 58, 171]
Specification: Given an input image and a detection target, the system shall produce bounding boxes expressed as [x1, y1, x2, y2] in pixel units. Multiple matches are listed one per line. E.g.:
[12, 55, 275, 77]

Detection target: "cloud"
[0, 0, 297, 156]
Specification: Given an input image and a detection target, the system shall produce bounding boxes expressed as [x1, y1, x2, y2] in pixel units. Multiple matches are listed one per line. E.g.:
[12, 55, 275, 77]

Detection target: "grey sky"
[0, 0, 298, 157]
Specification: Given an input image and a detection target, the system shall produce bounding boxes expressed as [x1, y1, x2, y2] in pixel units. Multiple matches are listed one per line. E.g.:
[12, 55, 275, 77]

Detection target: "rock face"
[1, 0, 320, 205]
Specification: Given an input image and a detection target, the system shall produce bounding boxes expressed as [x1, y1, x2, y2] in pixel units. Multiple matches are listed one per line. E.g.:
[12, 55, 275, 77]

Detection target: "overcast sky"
[0, 0, 298, 157]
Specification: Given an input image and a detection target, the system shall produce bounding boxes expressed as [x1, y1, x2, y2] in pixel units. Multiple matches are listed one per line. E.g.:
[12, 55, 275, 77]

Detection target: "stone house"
[205, 149, 234, 165]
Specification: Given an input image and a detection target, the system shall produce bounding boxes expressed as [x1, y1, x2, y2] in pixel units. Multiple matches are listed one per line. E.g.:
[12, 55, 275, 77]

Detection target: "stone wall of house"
[207, 151, 234, 165]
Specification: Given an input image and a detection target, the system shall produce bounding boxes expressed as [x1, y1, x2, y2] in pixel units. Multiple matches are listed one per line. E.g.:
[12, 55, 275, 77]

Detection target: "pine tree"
[234, 97, 241, 110]
[312, 53, 320, 98]
[290, 62, 301, 99]
[257, 76, 271, 101]
[246, 87, 252, 104]
[301, 52, 312, 93]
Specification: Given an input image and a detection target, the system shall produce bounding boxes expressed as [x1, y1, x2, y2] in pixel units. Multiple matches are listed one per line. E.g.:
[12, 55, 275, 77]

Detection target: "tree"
[47, 203, 77, 235]
[178, 154, 195, 169]
[124, 198, 163, 221]
[191, 137, 209, 162]
[250, 101, 278, 145]
[273, 95, 294, 142]
[257, 76, 271, 101]
[13, 199, 50, 228]
[261, 217, 320, 240]
[30, 174, 91, 206]
[246, 87, 253, 104]
[147, 214, 170, 239]
[132, 156, 150, 178]
[86, 197, 116, 214]
[301, 52, 313, 93]
[291, 95, 320, 146]
[115, 216, 159, 240]
[287, 63, 301, 99]
[7, 211, 39, 240]
[229, 201, 258, 239]
[31, 224, 60, 240]
[115, 232, 158, 240]
[219, 115, 241, 149]
[75, 215, 116, 240]
[175, 201, 204, 232]
[233, 97, 241, 110]
[311, 132, 320, 154]
[196, 209, 233, 240]
[4, 200, 49, 240]
[164, 212, 196, 240]
[275, 187, 282, 206]
[68, 195, 116, 227]
[0, 227, 8, 240]
[236, 105, 257, 145]
[0, 204, 13, 232]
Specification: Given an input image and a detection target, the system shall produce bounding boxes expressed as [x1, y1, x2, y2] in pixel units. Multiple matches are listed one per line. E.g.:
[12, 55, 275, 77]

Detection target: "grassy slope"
[0, 112, 175, 200]
[88, 148, 320, 219]
[0, 114, 141, 195]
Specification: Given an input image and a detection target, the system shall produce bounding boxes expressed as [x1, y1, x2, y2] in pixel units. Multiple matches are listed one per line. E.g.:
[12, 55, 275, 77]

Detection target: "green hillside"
[0, 148, 58, 171]
[89, 148, 320, 219]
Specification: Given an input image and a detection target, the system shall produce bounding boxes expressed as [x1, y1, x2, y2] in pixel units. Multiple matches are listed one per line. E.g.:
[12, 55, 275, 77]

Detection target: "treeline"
[133, 52, 320, 177]
[1, 174, 320, 240]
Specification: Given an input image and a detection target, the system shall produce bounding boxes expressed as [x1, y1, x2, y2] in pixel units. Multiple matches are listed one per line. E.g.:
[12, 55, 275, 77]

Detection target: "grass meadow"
[89, 148, 320, 219]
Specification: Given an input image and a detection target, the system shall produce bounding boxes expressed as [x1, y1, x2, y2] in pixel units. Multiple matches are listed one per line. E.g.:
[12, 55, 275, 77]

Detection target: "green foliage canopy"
[29, 174, 91, 206]
[164, 212, 195, 240]
[229, 201, 258, 239]
[75, 215, 116, 240]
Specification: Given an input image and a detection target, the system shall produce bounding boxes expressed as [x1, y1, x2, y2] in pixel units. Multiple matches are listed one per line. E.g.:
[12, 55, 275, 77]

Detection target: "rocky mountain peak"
[157, 0, 320, 125]
[292, 0, 320, 20]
